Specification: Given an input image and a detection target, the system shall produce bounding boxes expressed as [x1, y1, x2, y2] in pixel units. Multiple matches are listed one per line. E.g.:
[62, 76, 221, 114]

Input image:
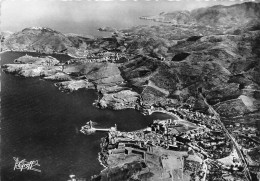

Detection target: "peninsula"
[1, 2, 260, 180]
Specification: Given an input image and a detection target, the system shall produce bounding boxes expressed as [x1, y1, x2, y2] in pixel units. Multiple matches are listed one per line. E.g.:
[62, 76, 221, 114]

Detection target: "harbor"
[85, 108, 249, 181]
[1, 51, 155, 181]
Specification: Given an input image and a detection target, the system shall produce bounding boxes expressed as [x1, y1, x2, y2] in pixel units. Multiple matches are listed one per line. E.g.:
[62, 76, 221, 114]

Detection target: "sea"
[1, 51, 174, 181]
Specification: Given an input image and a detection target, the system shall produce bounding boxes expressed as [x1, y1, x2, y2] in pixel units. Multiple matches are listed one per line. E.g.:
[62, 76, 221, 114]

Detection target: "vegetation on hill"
[2, 2, 260, 179]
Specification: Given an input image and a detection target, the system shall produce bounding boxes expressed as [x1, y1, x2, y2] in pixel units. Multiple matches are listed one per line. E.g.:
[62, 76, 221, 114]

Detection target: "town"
[81, 104, 254, 181]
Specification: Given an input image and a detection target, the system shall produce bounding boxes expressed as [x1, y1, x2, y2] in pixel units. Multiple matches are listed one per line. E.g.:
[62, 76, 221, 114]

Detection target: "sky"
[0, 0, 259, 36]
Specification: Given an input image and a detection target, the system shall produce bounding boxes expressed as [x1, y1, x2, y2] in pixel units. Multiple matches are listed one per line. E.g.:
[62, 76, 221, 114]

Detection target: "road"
[200, 94, 252, 181]
[242, 89, 260, 92]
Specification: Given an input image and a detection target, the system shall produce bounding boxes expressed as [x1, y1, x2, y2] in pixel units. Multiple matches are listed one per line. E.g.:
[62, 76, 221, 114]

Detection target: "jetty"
[80, 121, 117, 134]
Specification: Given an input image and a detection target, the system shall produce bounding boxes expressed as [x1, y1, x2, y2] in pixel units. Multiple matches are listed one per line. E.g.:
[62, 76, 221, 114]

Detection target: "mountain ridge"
[1, 2, 260, 180]
[140, 2, 260, 28]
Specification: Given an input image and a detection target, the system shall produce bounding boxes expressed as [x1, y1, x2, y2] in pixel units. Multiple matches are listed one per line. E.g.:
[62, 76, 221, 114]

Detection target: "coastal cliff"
[2, 2, 260, 180]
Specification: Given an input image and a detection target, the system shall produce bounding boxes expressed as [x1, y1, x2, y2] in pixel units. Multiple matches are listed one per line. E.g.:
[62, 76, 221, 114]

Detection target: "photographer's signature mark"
[13, 157, 41, 172]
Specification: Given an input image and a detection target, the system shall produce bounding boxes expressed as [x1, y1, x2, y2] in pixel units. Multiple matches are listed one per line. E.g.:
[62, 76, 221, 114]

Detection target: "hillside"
[3, 27, 73, 53]
[192, 2, 260, 27]
[140, 2, 260, 30]
[1, 27, 122, 58]
[2, 2, 260, 180]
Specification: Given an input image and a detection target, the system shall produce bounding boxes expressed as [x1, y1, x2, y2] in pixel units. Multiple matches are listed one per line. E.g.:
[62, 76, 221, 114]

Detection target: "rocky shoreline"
[2, 30, 260, 179]
[2, 54, 142, 111]
[2, 2, 260, 179]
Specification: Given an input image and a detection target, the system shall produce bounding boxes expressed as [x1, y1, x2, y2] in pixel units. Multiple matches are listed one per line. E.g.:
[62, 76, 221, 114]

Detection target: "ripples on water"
[1, 52, 172, 181]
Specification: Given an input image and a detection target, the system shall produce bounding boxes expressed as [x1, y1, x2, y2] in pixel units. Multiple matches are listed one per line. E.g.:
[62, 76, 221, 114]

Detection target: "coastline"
[97, 152, 108, 169]
[0, 50, 87, 59]
[3, 49, 259, 181]
[1, 52, 143, 112]
[0, 50, 10, 55]
[2, 6, 260, 178]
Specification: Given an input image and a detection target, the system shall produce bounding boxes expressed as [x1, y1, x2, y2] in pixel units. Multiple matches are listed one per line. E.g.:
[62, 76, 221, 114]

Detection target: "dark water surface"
[1, 52, 171, 181]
